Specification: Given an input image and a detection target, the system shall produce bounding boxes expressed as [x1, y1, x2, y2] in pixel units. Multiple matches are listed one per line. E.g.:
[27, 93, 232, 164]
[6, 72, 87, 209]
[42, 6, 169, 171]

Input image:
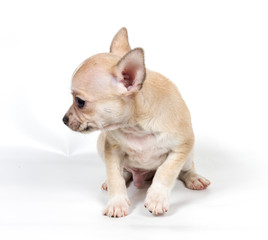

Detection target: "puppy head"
[63, 28, 146, 133]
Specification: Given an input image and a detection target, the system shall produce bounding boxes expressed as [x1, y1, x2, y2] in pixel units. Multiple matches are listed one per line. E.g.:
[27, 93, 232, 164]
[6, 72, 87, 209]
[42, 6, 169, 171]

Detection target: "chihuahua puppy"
[63, 28, 210, 217]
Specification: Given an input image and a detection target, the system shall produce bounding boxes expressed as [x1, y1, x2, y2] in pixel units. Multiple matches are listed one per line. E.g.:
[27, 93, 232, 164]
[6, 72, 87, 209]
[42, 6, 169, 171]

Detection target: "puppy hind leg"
[101, 170, 132, 191]
[179, 156, 211, 190]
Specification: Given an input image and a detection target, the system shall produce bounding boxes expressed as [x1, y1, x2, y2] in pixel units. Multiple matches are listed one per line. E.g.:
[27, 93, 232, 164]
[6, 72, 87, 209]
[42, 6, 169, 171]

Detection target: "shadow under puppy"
[63, 28, 210, 217]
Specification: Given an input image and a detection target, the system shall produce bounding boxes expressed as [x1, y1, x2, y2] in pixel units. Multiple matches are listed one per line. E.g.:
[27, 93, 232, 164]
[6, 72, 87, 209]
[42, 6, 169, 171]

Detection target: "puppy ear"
[114, 48, 146, 95]
[110, 27, 131, 57]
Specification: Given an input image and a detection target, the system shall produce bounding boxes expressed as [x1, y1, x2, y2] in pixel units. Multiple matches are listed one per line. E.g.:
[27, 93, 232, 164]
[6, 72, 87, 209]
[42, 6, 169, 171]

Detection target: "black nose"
[62, 115, 69, 125]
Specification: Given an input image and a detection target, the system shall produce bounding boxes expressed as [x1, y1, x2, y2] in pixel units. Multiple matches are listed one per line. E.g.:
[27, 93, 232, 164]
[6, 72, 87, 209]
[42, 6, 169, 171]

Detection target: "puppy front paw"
[103, 195, 130, 218]
[144, 184, 169, 215]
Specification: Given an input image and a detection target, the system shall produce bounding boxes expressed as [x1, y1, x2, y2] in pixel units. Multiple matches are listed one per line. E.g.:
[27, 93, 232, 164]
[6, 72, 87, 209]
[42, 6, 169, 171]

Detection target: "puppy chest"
[116, 128, 170, 169]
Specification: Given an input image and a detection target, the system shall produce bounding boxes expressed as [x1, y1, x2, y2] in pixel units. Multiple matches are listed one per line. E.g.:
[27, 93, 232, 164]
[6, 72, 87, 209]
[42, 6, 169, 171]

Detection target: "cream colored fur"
[63, 28, 210, 217]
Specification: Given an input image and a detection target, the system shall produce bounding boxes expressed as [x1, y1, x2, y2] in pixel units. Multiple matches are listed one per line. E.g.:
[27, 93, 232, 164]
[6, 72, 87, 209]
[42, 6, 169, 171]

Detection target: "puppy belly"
[125, 166, 155, 188]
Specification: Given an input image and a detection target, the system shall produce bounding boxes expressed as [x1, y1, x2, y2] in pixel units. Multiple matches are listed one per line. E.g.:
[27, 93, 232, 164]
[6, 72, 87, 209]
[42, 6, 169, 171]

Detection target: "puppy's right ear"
[113, 48, 146, 96]
[110, 27, 131, 57]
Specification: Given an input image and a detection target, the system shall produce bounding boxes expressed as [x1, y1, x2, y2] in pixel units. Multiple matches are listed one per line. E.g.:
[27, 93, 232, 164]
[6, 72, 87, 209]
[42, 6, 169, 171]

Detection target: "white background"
[1, 0, 268, 239]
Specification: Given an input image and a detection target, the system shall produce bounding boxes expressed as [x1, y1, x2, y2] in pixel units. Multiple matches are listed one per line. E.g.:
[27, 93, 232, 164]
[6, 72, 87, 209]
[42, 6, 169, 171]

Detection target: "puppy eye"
[75, 97, 85, 108]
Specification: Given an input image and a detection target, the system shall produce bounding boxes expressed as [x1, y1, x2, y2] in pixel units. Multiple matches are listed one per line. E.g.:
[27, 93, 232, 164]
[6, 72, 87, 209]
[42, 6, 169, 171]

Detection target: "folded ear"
[110, 27, 131, 57]
[114, 48, 146, 95]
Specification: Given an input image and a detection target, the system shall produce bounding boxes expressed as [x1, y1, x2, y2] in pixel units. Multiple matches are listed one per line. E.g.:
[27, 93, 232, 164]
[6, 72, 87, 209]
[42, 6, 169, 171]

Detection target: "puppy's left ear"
[110, 27, 131, 57]
[114, 48, 146, 95]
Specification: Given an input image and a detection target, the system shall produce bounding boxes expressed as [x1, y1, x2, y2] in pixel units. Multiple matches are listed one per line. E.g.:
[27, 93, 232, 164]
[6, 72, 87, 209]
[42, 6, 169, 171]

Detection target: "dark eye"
[75, 97, 85, 108]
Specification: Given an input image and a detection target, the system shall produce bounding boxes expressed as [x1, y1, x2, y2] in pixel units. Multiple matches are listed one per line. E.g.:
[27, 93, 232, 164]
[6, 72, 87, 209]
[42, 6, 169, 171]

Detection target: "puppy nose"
[62, 115, 69, 125]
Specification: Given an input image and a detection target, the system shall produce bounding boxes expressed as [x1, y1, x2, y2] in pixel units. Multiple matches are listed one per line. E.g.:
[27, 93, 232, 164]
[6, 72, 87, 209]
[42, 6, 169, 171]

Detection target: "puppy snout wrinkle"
[62, 115, 69, 125]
